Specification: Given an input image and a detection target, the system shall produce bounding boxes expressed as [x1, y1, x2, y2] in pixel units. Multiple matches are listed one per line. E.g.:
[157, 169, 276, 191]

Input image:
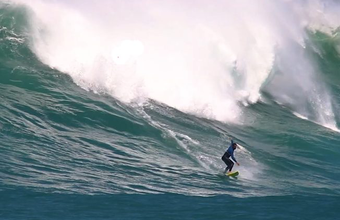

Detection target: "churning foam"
[13, 0, 340, 128]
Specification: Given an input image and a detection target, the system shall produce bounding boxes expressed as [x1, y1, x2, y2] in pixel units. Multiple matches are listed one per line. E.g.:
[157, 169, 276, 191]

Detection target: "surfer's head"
[232, 143, 237, 149]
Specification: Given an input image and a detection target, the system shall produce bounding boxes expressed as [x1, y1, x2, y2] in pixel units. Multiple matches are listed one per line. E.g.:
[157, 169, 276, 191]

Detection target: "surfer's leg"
[227, 159, 234, 172]
[228, 161, 234, 172]
[222, 155, 230, 173]
[221, 154, 228, 164]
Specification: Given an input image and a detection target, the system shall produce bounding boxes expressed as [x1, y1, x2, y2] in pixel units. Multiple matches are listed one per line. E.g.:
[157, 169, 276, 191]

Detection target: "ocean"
[1, 0, 340, 219]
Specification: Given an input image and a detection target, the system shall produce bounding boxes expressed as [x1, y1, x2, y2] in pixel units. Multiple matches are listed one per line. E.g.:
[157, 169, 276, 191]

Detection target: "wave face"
[1, 0, 340, 219]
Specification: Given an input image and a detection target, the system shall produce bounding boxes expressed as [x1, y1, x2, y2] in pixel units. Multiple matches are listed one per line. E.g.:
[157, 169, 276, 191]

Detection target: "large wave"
[4, 0, 340, 129]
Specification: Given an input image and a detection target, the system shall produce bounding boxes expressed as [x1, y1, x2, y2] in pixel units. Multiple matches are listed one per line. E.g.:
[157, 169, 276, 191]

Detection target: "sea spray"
[10, 0, 340, 129]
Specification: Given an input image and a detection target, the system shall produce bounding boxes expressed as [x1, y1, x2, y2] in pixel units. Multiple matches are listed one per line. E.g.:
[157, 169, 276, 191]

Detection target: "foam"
[13, 0, 340, 128]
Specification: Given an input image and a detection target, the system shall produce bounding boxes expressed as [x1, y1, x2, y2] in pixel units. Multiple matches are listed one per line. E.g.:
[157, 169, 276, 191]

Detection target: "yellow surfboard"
[226, 171, 239, 177]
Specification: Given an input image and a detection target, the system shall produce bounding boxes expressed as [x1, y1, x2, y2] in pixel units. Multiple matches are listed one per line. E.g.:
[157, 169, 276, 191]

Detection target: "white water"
[12, 0, 340, 129]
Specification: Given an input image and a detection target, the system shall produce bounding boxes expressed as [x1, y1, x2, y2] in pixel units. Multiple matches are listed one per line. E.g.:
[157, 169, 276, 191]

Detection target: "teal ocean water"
[1, 1, 340, 219]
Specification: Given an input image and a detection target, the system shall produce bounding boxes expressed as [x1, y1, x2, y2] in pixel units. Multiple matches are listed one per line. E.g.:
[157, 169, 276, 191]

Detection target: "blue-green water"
[1, 1, 340, 219]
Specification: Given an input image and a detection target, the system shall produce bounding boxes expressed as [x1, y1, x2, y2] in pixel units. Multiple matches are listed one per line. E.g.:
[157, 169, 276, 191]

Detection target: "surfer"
[221, 139, 240, 173]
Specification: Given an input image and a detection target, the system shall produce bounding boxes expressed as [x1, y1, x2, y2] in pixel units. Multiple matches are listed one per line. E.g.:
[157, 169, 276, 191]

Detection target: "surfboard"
[226, 171, 239, 177]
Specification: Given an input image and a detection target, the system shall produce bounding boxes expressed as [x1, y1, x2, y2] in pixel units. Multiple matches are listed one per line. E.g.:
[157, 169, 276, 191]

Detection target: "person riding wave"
[221, 139, 240, 173]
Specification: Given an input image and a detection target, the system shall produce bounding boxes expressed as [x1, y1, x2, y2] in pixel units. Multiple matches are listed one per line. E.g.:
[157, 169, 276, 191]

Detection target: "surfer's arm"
[231, 153, 237, 163]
